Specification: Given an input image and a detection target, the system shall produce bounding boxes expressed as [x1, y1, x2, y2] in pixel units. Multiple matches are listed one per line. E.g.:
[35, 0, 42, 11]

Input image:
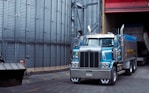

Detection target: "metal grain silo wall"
[0, 0, 71, 69]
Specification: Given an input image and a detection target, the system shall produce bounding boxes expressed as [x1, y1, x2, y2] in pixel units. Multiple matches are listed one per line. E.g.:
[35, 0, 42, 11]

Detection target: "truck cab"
[70, 33, 117, 84]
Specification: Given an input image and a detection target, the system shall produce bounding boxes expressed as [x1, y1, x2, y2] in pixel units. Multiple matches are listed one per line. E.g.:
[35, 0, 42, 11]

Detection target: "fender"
[123, 61, 131, 69]
[110, 60, 116, 69]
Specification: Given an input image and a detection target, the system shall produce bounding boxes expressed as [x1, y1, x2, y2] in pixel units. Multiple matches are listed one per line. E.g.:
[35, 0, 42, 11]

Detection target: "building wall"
[0, 0, 71, 68]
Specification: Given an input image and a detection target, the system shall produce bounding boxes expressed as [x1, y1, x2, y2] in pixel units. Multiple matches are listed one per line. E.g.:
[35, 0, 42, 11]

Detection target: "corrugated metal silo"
[0, 0, 71, 71]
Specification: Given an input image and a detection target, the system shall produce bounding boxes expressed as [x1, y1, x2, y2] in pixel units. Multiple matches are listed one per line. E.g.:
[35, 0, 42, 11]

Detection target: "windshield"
[86, 38, 114, 47]
[88, 38, 99, 46]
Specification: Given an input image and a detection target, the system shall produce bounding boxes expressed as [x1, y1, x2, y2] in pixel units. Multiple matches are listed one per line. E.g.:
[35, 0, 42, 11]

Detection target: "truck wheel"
[141, 61, 146, 66]
[126, 64, 133, 75]
[70, 78, 80, 83]
[110, 67, 117, 85]
[100, 79, 110, 84]
[132, 63, 137, 73]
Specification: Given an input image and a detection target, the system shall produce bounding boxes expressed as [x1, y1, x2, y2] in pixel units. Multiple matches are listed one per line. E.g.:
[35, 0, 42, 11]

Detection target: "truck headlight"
[73, 55, 78, 59]
[101, 62, 110, 69]
[73, 52, 79, 59]
[71, 62, 79, 68]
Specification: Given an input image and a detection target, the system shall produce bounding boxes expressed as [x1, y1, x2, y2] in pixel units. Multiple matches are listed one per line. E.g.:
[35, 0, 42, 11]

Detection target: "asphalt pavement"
[0, 65, 149, 93]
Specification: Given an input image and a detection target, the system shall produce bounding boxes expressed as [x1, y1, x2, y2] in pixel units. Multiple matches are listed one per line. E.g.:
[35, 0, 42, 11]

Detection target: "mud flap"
[0, 63, 26, 87]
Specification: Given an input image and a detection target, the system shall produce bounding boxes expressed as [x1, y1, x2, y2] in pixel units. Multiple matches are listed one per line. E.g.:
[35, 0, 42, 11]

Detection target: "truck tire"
[100, 79, 110, 85]
[126, 64, 133, 75]
[110, 67, 117, 85]
[141, 61, 146, 66]
[70, 78, 80, 84]
[132, 62, 137, 73]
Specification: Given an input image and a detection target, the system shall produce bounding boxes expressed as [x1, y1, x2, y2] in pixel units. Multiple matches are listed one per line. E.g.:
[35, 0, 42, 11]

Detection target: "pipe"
[120, 24, 124, 62]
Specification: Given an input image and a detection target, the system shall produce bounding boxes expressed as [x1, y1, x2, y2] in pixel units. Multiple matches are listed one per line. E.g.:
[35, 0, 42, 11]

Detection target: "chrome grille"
[79, 51, 99, 67]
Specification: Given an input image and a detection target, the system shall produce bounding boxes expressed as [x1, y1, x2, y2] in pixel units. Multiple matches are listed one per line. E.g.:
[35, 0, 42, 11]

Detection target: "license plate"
[86, 72, 93, 77]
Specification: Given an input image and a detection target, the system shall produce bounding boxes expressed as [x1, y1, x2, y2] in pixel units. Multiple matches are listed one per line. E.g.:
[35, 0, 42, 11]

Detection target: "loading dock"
[103, 0, 149, 65]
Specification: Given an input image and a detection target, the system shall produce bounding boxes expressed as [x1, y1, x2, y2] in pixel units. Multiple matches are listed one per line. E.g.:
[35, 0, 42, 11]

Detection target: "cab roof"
[85, 33, 115, 38]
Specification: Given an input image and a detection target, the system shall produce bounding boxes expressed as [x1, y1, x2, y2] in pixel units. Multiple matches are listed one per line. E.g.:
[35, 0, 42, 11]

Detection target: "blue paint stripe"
[124, 34, 137, 42]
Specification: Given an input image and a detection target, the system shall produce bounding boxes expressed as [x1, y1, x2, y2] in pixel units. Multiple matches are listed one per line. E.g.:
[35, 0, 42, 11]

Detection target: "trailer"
[124, 25, 149, 65]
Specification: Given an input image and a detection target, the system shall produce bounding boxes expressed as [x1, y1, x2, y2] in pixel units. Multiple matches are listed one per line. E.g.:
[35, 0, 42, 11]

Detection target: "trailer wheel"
[126, 64, 133, 75]
[70, 78, 80, 83]
[132, 62, 137, 73]
[110, 67, 117, 85]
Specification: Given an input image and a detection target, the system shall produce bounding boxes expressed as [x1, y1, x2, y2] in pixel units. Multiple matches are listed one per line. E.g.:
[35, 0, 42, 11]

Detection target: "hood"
[101, 47, 113, 62]
[79, 46, 101, 52]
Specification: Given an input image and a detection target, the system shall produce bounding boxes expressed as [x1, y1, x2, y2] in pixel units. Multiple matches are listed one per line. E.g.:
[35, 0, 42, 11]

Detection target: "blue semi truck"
[70, 25, 137, 85]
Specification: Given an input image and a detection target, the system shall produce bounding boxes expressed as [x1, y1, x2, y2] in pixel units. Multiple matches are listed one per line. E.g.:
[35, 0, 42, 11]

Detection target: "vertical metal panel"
[50, 45, 56, 66]
[51, 0, 57, 43]
[5, 43, 15, 63]
[26, 44, 35, 68]
[0, 0, 3, 52]
[66, 46, 71, 65]
[57, 0, 62, 43]
[26, 0, 31, 41]
[19, 0, 27, 41]
[15, 0, 20, 40]
[35, 0, 43, 42]
[0, 0, 3, 40]
[67, 0, 72, 44]
[35, 44, 43, 67]
[28, 0, 36, 41]
[64, 0, 67, 44]
[18, 43, 25, 60]
[61, 0, 65, 43]
[61, 46, 65, 65]
[44, 0, 50, 43]
[7, 0, 15, 40]
[43, 45, 49, 67]
[57, 45, 60, 66]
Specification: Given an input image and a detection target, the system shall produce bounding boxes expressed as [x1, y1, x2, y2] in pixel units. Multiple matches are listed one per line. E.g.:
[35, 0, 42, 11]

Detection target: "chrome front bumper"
[70, 68, 112, 79]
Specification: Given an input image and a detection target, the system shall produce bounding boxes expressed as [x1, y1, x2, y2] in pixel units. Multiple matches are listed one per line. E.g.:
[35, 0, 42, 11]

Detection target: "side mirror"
[73, 38, 79, 47]
[114, 40, 118, 47]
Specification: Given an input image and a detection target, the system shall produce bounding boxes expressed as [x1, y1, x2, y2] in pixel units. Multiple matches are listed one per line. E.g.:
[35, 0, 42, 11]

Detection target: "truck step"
[117, 70, 125, 75]
[117, 64, 123, 67]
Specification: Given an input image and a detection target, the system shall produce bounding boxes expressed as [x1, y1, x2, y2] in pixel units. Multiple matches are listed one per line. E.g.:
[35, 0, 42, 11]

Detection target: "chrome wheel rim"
[113, 70, 117, 82]
[71, 78, 79, 83]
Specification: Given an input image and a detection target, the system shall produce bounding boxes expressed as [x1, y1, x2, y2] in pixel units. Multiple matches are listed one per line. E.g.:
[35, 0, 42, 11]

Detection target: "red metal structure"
[105, 0, 149, 13]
